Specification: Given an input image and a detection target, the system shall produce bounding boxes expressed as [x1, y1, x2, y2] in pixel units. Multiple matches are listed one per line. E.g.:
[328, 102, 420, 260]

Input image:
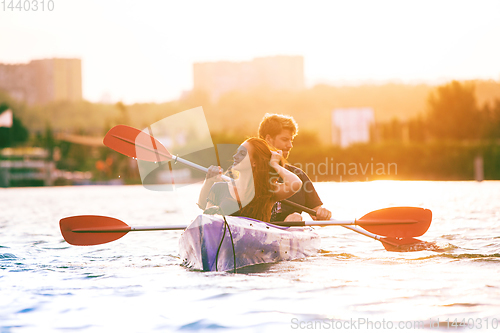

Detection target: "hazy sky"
[1, 0, 499, 103]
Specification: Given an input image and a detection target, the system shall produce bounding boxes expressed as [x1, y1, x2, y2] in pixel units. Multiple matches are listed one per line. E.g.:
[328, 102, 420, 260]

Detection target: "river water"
[1, 181, 499, 332]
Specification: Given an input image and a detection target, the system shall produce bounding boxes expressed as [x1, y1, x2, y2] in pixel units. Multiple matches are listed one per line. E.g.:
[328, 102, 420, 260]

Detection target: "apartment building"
[193, 55, 304, 101]
[0, 58, 82, 105]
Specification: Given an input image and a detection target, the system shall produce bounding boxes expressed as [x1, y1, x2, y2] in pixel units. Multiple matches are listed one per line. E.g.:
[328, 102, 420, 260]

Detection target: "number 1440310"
[2, 0, 54, 11]
[429, 317, 499, 329]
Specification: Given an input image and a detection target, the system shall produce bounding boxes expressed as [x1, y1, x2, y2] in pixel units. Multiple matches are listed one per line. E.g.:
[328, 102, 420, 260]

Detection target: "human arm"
[270, 151, 302, 202]
[197, 165, 223, 210]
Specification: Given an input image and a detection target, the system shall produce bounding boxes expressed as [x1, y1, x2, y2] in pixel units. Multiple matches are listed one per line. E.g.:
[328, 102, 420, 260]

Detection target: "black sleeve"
[300, 172, 323, 209]
[270, 165, 324, 221]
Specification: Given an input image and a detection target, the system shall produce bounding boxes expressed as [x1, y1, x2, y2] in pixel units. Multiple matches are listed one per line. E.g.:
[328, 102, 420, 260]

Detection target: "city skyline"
[1, 0, 499, 104]
[193, 56, 304, 102]
[0, 59, 82, 105]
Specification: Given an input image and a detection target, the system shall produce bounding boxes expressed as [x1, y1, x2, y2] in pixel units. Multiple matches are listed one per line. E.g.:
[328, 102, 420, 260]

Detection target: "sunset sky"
[1, 0, 499, 103]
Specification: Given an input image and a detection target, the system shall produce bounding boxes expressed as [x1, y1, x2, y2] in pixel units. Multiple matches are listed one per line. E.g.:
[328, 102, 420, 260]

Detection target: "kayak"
[178, 214, 321, 272]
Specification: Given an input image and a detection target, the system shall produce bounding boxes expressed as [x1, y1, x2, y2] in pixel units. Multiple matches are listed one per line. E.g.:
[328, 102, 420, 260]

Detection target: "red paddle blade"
[60, 215, 131, 246]
[381, 237, 437, 252]
[359, 207, 432, 238]
[103, 125, 172, 162]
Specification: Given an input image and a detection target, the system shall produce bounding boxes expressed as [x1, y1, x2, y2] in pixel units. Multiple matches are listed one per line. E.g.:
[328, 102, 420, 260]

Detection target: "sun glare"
[1, 0, 499, 102]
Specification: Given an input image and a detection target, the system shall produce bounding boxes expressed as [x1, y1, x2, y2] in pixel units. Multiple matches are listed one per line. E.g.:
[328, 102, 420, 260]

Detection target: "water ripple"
[0, 253, 16, 260]
[1, 182, 500, 332]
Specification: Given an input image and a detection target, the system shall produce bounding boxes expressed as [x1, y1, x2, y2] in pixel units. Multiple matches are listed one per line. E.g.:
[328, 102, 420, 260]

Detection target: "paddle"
[60, 215, 186, 246]
[103, 125, 431, 238]
[281, 200, 432, 251]
[60, 211, 425, 246]
[103, 124, 217, 173]
[281, 202, 431, 238]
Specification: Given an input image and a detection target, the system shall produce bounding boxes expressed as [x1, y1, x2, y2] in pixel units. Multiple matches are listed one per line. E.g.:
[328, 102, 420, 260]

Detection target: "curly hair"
[258, 113, 299, 139]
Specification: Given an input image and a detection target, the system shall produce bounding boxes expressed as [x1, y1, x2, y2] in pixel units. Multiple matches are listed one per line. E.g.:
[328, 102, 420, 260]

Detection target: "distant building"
[0, 58, 82, 105]
[331, 108, 375, 147]
[193, 55, 304, 101]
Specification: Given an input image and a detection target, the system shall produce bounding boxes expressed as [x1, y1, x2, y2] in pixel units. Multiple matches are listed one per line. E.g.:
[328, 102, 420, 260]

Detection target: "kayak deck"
[179, 215, 320, 272]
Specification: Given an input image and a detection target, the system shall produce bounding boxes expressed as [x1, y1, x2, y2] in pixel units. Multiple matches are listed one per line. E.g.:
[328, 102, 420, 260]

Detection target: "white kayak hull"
[179, 215, 320, 272]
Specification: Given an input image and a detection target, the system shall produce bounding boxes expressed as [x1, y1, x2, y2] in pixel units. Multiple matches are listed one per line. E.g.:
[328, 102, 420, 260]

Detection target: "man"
[258, 113, 332, 222]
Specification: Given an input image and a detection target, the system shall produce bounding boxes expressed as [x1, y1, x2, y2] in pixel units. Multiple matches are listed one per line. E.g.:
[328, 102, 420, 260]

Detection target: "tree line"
[1, 80, 500, 182]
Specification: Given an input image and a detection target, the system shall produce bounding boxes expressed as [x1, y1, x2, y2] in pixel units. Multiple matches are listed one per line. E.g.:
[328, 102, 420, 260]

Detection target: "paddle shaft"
[280, 199, 404, 246]
[71, 225, 187, 233]
[273, 219, 417, 227]
[341, 225, 400, 246]
[67, 219, 416, 234]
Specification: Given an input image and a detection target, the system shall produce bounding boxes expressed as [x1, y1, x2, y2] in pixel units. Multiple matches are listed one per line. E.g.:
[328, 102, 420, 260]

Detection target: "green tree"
[426, 81, 480, 141]
[0, 103, 29, 148]
[482, 99, 500, 140]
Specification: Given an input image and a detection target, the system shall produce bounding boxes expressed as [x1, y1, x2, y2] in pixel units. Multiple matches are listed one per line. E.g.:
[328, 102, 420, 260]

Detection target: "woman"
[197, 137, 302, 222]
